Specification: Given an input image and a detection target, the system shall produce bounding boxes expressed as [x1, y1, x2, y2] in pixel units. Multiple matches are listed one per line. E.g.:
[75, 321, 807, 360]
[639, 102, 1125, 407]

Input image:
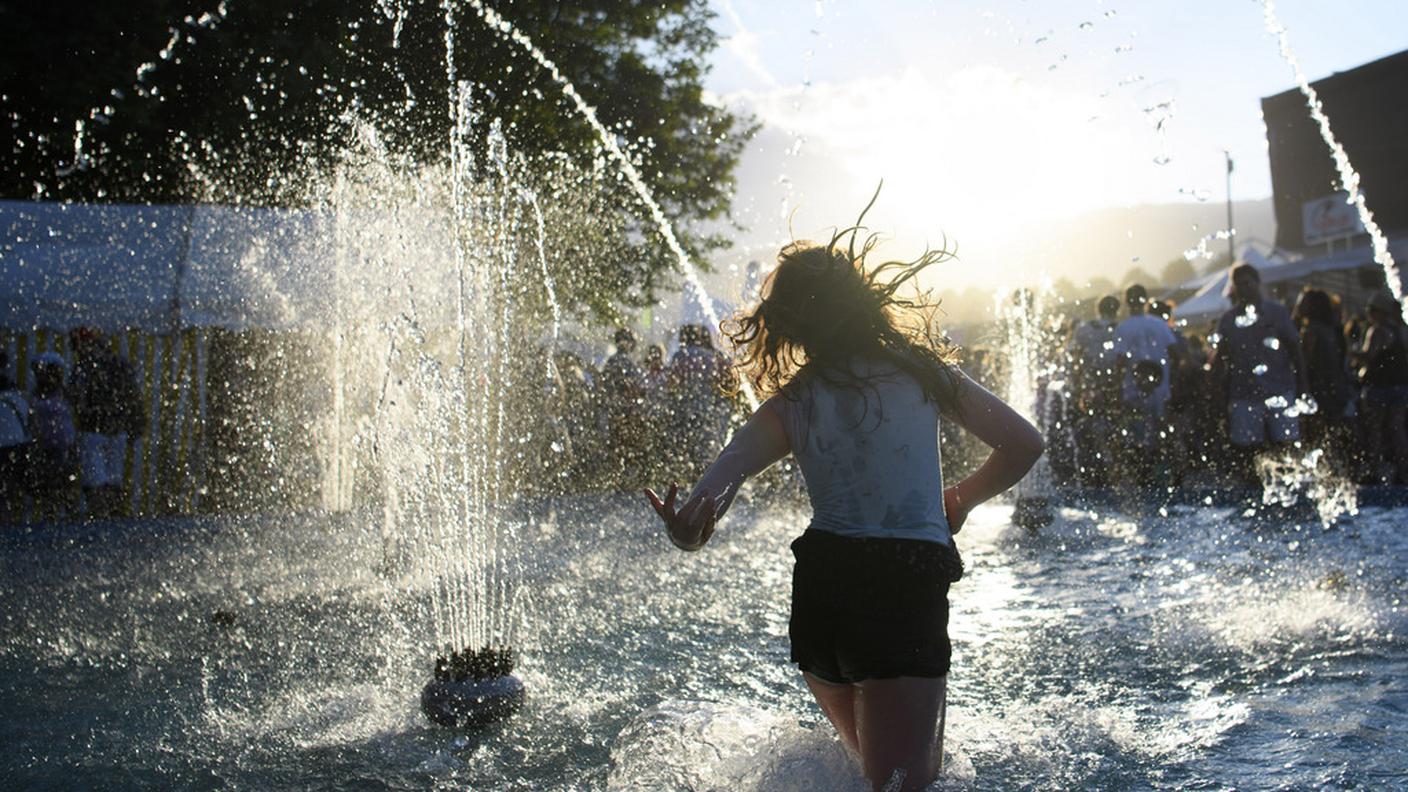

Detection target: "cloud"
[717, 0, 779, 88]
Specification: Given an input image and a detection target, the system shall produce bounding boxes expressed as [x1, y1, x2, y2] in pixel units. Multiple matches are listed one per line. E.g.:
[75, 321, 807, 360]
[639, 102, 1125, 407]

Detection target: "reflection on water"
[2, 497, 1406, 789]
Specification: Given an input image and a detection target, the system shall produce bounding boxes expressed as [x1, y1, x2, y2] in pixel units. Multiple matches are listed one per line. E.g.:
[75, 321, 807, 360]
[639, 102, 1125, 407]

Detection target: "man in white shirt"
[1111, 284, 1182, 485]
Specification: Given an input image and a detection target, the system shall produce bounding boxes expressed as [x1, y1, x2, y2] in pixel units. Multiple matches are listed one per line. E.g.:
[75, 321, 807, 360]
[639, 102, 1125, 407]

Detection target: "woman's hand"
[645, 483, 718, 551]
[943, 486, 969, 535]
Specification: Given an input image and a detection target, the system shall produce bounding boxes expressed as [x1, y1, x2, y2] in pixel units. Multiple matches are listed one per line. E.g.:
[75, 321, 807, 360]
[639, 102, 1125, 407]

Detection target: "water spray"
[1260, 0, 1405, 323]
[462, 0, 759, 410]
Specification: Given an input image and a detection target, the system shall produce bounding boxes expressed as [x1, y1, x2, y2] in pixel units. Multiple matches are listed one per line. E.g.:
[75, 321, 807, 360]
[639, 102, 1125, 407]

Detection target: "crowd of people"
[0, 328, 145, 521]
[529, 262, 1408, 499]
[1046, 262, 1408, 491]
[534, 323, 743, 492]
[12, 266, 1397, 520]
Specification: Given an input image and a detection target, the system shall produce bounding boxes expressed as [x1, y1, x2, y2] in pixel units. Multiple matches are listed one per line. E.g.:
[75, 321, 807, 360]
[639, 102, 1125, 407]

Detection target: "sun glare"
[737, 63, 1157, 285]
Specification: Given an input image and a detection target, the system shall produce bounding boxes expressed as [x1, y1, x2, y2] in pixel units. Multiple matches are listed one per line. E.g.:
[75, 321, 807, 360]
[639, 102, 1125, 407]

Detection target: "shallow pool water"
[3, 495, 1406, 790]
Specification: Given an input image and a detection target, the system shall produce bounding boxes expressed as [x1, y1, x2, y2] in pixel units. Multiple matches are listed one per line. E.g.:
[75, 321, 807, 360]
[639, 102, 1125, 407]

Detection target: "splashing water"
[1260, 0, 1405, 321]
[995, 285, 1058, 502]
[1255, 446, 1358, 527]
[460, 0, 760, 408]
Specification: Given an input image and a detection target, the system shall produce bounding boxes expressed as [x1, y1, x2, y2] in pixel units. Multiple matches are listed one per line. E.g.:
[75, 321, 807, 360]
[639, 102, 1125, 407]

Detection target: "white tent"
[0, 199, 459, 332]
[1173, 236, 1408, 325]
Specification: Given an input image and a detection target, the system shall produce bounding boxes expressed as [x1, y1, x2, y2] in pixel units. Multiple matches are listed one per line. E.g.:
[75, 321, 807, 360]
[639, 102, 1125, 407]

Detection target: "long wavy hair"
[723, 196, 964, 416]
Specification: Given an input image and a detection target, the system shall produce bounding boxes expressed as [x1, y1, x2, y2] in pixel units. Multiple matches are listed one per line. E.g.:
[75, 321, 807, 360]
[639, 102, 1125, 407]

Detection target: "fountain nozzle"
[420, 645, 525, 728]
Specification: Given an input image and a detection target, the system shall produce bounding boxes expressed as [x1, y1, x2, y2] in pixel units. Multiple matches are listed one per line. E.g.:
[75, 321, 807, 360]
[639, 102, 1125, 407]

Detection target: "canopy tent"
[0, 199, 458, 333]
[1173, 236, 1408, 325]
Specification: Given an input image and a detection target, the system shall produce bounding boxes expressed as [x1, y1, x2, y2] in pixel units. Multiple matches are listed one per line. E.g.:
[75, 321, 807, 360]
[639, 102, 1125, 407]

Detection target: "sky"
[699, 0, 1408, 289]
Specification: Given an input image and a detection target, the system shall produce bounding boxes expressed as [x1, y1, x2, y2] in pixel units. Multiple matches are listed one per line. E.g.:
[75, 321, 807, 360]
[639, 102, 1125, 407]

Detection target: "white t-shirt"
[767, 357, 952, 545]
[1112, 314, 1178, 409]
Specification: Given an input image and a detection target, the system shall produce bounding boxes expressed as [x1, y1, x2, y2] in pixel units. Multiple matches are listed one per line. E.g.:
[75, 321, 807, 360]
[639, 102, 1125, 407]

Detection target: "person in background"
[1293, 288, 1354, 457]
[68, 328, 145, 517]
[1069, 295, 1121, 487]
[600, 328, 647, 487]
[27, 353, 79, 518]
[1176, 333, 1222, 483]
[1111, 284, 1181, 488]
[0, 351, 32, 522]
[640, 342, 671, 481]
[642, 342, 669, 392]
[1349, 290, 1408, 484]
[554, 350, 600, 487]
[667, 324, 735, 479]
[1208, 263, 1307, 484]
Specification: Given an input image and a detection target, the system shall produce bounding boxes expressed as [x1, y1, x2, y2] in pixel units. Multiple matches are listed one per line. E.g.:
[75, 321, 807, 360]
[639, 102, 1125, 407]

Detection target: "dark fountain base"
[1013, 496, 1054, 531]
[420, 646, 525, 728]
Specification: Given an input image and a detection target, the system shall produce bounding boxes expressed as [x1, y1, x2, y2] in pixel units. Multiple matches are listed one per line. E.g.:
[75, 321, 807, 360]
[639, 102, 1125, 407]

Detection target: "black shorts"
[788, 529, 958, 685]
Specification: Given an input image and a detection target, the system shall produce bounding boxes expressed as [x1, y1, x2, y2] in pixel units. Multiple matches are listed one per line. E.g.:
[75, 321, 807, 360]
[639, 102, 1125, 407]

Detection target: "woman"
[1292, 288, 1352, 449]
[643, 224, 1043, 791]
[1350, 290, 1408, 483]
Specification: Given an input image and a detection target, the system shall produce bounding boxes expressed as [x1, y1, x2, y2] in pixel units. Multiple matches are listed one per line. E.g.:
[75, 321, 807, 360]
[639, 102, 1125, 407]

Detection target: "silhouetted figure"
[1209, 264, 1307, 484]
[642, 343, 668, 392]
[645, 235, 1042, 791]
[1350, 290, 1408, 484]
[27, 353, 79, 518]
[600, 328, 647, 487]
[0, 351, 31, 522]
[1293, 288, 1354, 453]
[68, 328, 145, 517]
[1069, 295, 1121, 486]
[1112, 285, 1180, 488]
[666, 324, 734, 479]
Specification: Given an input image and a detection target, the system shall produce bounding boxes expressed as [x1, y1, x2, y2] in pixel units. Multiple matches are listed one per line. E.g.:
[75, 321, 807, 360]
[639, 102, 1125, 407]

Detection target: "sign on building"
[1302, 191, 1366, 246]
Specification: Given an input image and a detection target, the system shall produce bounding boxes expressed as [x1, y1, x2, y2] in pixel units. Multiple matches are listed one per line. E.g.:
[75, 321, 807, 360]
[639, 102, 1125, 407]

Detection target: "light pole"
[1225, 150, 1236, 265]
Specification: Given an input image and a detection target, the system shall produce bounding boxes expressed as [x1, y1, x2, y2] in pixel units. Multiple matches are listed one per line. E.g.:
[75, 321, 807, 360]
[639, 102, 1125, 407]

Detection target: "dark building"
[1262, 49, 1408, 255]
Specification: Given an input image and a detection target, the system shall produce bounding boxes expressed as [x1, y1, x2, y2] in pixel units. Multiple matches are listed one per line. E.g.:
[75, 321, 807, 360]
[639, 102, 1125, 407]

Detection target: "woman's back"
[772, 356, 950, 545]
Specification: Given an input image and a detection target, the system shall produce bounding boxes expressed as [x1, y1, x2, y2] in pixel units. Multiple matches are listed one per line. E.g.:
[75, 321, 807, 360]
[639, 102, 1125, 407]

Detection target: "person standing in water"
[644, 225, 1043, 791]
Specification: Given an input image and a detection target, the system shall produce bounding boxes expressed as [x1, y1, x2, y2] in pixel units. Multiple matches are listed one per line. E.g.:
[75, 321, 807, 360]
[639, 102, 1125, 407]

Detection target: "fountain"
[6, 2, 1408, 789]
[997, 286, 1058, 530]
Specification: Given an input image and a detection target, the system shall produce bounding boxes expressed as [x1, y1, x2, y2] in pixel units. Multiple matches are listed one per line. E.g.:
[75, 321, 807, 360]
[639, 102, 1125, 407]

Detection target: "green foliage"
[1160, 257, 1198, 288]
[1120, 266, 1157, 288]
[2, 0, 753, 317]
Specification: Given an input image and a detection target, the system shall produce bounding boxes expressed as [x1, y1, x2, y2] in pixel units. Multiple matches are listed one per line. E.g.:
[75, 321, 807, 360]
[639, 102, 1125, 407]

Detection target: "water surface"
[2, 496, 1405, 790]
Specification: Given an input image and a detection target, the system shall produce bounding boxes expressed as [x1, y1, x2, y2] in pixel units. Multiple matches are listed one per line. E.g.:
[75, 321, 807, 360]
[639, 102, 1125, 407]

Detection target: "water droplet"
[1235, 304, 1259, 328]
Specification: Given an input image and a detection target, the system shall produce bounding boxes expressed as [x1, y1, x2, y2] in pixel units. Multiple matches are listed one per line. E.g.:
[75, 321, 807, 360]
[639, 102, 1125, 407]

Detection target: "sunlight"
[734, 63, 1158, 283]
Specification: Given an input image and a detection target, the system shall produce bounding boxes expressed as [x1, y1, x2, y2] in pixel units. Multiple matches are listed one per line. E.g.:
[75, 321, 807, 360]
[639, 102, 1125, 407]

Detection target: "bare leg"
[854, 675, 947, 791]
[936, 678, 948, 773]
[803, 671, 859, 756]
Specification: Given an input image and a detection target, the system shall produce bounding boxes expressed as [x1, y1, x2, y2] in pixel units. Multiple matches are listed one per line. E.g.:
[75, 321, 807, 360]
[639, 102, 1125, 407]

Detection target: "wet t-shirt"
[1216, 298, 1300, 401]
[767, 357, 952, 546]
[1112, 314, 1178, 409]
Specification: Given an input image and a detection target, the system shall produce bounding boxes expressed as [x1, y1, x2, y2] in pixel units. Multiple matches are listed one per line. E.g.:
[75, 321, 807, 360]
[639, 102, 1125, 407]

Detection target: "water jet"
[420, 645, 525, 728]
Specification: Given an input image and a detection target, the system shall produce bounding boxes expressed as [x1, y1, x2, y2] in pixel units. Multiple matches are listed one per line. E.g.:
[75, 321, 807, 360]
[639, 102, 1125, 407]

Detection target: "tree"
[1160, 257, 1197, 288]
[1082, 275, 1117, 299]
[1120, 266, 1157, 289]
[1, 0, 752, 317]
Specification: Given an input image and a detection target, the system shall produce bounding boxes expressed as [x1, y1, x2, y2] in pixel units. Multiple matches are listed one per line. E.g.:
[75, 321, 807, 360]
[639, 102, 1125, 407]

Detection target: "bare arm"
[942, 371, 1045, 531]
[645, 399, 791, 551]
